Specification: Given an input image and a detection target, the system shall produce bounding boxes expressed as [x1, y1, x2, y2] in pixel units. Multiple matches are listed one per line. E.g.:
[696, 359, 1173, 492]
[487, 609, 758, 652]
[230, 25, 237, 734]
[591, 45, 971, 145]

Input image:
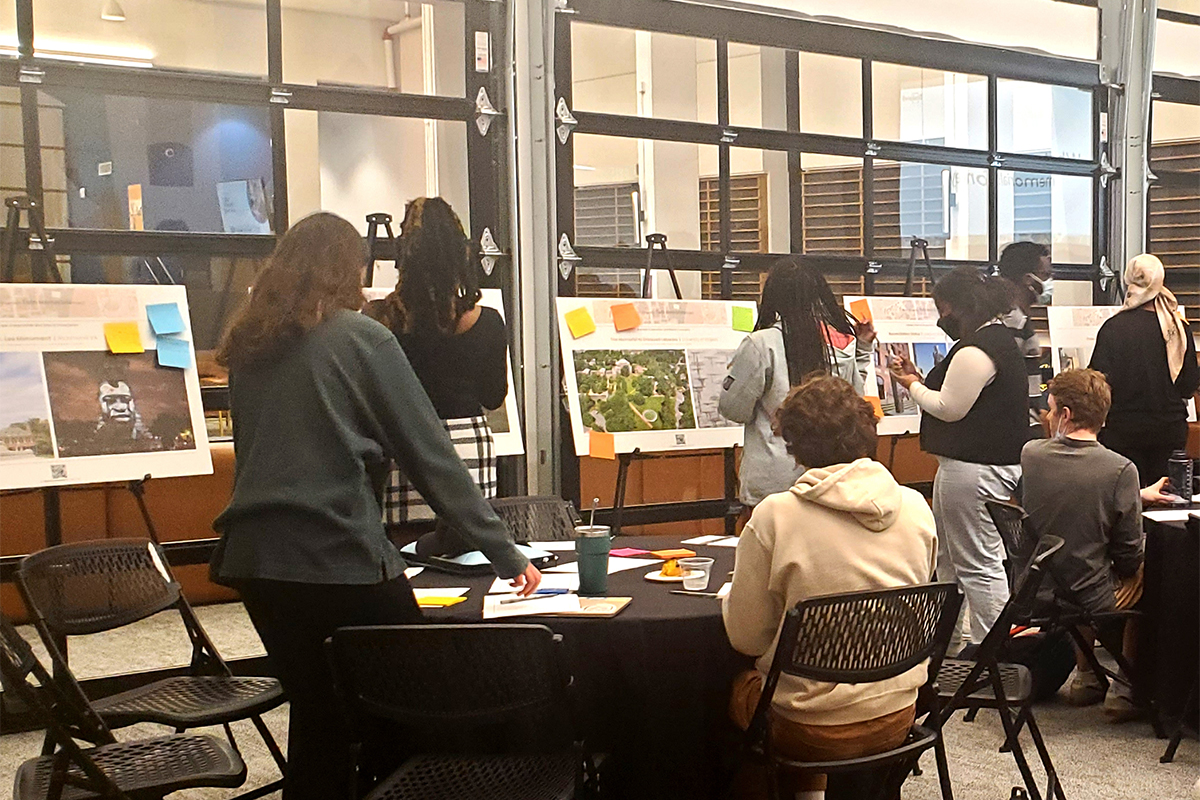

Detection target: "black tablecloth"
[1138, 515, 1199, 731]
[410, 535, 749, 800]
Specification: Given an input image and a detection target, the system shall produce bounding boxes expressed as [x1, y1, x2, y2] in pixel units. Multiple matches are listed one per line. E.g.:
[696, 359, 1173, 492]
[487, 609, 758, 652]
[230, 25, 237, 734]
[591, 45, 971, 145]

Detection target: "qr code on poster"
[50, 464, 67, 480]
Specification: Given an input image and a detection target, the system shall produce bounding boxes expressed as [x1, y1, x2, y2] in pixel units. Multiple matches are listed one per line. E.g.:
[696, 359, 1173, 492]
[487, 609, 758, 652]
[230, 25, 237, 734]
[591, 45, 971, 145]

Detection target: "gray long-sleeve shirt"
[1020, 436, 1143, 612]
[211, 309, 527, 585]
[718, 325, 870, 505]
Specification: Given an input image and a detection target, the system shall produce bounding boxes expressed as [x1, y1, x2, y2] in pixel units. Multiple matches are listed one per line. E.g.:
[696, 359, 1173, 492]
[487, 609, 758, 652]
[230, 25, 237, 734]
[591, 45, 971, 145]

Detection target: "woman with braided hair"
[366, 197, 509, 528]
[718, 257, 876, 520]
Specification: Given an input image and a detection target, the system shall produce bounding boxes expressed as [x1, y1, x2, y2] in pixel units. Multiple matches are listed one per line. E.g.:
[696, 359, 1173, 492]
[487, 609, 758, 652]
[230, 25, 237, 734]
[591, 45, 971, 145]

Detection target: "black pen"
[670, 590, 721, 598]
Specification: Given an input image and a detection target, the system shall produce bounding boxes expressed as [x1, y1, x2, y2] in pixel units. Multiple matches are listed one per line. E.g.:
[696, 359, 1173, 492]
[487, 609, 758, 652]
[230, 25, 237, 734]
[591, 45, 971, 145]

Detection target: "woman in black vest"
[890, 268, 1029, 652]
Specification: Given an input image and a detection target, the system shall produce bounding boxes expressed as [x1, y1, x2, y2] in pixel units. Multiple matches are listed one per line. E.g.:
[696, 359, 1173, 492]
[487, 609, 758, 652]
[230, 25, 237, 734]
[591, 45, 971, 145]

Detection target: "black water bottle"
[1166, 450, 1193, 501]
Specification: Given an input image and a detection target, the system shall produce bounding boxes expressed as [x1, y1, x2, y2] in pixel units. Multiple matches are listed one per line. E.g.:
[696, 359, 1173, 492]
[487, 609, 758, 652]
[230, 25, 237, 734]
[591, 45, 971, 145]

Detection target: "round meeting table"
[408, 534, 749, 800]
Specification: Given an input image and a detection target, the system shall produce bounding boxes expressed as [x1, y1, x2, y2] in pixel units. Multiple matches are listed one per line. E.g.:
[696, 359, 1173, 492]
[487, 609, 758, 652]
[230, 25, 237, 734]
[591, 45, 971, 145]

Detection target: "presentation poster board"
[843, 296, 953, 436]
[1046, 306, 1122, 375]
[557, 297, 756, 456]
[0, 284, 212, 490]
[363, 287, 524, 457]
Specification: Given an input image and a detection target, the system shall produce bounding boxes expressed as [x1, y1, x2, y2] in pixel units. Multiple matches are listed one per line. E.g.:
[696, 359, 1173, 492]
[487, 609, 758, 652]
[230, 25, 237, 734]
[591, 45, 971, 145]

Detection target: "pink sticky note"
[610, 547, 651, 558]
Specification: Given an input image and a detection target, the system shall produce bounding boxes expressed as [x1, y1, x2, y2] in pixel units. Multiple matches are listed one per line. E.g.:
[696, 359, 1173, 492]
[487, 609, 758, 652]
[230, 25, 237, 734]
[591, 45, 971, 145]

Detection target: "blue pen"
[498, 588, 571, 605]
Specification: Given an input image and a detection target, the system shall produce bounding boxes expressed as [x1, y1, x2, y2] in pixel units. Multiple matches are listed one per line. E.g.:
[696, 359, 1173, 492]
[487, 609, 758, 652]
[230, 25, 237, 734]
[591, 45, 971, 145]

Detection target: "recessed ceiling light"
[100, 0, 126, 22]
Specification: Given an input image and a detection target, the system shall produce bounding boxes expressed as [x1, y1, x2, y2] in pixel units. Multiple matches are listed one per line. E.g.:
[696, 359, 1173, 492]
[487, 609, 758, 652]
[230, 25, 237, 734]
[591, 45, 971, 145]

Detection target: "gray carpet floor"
[1, 603, 1195, 799]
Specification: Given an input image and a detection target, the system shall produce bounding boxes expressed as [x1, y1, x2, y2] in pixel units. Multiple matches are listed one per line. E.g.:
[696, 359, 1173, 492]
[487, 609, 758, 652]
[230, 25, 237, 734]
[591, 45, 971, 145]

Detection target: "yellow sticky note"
[610, 302, 642, 332]
[104, 321, 144, 354]
[589, 429, 616, 460]
[416, 596, 468, 609]
[565, 306, 596, 338]
[866, 395, 884, 419]
[731, 306, 755, 333]
[850, 298, 873, 324]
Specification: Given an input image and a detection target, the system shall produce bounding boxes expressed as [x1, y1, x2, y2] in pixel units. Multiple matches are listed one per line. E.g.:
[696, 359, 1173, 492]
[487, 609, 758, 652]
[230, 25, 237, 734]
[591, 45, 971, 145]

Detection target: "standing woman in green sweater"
[210, 212, 540, 800]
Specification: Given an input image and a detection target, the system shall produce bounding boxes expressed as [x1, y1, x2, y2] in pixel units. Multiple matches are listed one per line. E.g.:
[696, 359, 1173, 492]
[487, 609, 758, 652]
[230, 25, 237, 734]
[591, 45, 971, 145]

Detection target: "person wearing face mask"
[889, 267, 1028, 652]
[996, 241, 1055, 434]
[1020, 368, 1143, 717]
[1088, 254, 1199, 488]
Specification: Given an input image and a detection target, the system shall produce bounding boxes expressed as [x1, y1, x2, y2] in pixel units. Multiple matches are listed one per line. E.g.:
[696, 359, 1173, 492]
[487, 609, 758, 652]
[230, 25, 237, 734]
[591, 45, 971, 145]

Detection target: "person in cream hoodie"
[723, 373, 938, 798]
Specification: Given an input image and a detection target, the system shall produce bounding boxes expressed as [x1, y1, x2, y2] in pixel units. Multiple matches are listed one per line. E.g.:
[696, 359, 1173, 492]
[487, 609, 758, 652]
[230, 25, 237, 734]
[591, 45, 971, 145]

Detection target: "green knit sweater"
[211, 309, 527, 584]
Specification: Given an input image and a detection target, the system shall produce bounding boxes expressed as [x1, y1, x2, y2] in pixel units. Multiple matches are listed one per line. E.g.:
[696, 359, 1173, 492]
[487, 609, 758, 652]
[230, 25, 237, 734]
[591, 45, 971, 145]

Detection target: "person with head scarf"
[1089, 254, 1199, 487]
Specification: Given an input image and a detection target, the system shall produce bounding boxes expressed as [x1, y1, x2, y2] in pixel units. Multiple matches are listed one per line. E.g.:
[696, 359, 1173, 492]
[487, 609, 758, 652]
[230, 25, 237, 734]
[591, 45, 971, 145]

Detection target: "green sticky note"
[732, 306, 755, 332]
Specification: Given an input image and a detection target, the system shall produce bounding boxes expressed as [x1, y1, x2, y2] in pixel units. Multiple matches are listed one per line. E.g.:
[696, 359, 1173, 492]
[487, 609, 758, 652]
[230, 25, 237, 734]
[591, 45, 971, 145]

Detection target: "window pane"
[38, 87, 273, 234]
[572, 23, 717, 123]
[1156, 19, 1200, 76]
[574, 266, 644, 298]
[285, 110, 469, 238]
[283, 0, 465, 95]
[726, 43, 788, 131]
[1, 87, 26, 211]
[799, 52, 862, 137]
[997, 171, 1092, 264]
[1152, 101, 1200, 150]
[800, 154, 865, 256]
[998, 79, 1092, 160]
[710, 148, 790, 254]
[1149, 184, 1200, 309]
[54, 253, 266, 353]
[872, 64, 987, 150]
[873, 161, 988, 261]
[29, 0, 266, 75]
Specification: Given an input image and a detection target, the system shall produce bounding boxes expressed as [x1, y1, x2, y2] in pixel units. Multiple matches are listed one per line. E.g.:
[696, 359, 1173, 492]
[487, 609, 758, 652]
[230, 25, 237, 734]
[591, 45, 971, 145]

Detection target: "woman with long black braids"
[719, 257, 876, 519]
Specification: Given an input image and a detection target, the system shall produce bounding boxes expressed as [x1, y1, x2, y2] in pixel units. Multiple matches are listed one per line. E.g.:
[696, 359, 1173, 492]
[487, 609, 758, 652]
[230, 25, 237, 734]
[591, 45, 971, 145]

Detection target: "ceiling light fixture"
[100, 0, 126, 22]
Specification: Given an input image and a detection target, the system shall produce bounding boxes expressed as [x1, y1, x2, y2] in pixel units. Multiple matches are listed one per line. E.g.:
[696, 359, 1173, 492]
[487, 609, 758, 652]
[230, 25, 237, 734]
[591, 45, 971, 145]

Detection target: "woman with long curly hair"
[211, 212, 539, 800]
[366, 197, 509, 528]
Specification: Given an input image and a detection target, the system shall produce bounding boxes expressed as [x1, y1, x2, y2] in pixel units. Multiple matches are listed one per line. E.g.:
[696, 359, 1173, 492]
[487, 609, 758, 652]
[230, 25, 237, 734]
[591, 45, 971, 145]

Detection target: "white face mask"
[1032, 275, 1054, 305]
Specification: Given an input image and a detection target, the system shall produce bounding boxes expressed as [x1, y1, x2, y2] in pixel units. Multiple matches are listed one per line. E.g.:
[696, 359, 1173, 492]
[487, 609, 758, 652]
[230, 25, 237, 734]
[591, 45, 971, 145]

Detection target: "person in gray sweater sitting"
[1021, 368, 1143, 719]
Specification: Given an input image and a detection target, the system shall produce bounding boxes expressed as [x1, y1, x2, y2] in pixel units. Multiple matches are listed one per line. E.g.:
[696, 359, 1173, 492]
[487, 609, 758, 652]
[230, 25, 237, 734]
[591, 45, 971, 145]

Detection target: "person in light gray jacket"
[719, 258, 874, 515]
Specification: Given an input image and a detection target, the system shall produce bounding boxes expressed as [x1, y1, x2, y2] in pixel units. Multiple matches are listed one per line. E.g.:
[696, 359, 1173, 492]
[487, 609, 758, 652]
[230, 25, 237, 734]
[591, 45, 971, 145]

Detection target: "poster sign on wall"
[557, 298, 756, 456]
[363, 287, 524, 457]
[0, 284, 212, 490]
[843, 296, 953, 436]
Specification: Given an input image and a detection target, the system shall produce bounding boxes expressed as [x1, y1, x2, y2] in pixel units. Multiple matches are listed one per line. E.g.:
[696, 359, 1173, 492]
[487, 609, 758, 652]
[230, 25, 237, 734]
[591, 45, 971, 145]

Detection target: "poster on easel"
[557, 297, 757, 456]
[843, 296, 953, 436]
[0, 284, 212, 491]
[363, 287, 524, 457]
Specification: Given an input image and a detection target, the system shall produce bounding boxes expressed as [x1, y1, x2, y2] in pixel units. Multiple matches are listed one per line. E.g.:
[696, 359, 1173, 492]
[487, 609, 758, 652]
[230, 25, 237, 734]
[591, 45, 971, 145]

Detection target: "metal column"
[512, 0, 561, 495]
[1100, 0, 1158, 288]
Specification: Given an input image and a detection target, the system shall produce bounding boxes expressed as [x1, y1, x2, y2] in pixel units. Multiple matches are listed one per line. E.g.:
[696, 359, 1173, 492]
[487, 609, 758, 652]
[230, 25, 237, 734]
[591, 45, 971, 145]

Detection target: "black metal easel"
[641, 233, 683, 300]
[1, 195, 61, 283]
[903, 237, 933, 297]
[364, 212, 397, 287]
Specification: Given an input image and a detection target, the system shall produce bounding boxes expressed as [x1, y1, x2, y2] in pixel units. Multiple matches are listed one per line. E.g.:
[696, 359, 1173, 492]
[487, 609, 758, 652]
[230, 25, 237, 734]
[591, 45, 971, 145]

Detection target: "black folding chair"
[936, 536, 1067, 800]
[743, 582, 963, 800]
[489, 495, 582, 542]
[1, 615, 247, 800]
[16, 538, 286, 799]
[328, 624, 601, 800]
[986, 500, 1138, 697]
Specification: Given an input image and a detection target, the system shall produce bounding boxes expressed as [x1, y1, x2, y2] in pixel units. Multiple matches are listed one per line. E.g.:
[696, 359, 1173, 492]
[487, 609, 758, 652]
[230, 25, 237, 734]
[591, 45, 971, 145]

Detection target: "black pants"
[236, 575, 423, 800]
[1100, 420, 1187, 487]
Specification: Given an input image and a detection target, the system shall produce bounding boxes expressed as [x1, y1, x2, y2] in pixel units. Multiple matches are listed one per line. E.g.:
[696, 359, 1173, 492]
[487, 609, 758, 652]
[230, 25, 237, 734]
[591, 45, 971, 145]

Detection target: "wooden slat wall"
[700, 174, 768, 300]
[1149, 140, 1200, 310]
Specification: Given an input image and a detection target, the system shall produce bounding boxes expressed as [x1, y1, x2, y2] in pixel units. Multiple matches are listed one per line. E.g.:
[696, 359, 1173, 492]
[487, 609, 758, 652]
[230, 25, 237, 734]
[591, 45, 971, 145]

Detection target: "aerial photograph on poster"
[574, 349, 697, 433]
[0, 352, 55, 460]
[43, 351, 197, 457]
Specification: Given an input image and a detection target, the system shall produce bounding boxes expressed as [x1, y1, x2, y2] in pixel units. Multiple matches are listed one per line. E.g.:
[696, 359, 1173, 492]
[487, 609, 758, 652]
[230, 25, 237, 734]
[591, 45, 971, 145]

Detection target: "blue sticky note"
[146, 302, 185, 336]
[156, 336, 192, 369]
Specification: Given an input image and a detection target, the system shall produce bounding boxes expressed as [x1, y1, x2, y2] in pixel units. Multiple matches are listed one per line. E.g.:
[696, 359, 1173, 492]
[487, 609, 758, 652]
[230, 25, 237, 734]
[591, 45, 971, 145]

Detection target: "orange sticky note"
[104, 321, 144, 354]
[850, 298, 873, 324]
[610, 302, 642, 332]
[565, 307, 596, 338]
[651, 548, 696, 560]
[866, 395, 884, 419]
[589, 429, 615, 460]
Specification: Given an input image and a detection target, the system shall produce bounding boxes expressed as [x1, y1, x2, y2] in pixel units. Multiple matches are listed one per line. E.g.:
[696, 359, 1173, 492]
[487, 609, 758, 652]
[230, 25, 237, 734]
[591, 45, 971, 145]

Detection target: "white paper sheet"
[411, 587, 470, 600]
[527, 540, 577, 551]
[544, 556, 659, 575]
[400, 542, 553, 565]
[489, 573, 580, 594]
[708, 536, 740, 548]
[1144, 509, 1199, 523]
[482, 593, 582, 619]
[403, 567, 424, 579]
[681, 535, 723, 545]
[717, 582, 732, 599]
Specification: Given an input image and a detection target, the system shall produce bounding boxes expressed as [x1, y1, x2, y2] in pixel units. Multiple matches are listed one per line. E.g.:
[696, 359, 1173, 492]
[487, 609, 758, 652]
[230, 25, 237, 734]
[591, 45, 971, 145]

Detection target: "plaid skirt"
[382, 415, 496, 525]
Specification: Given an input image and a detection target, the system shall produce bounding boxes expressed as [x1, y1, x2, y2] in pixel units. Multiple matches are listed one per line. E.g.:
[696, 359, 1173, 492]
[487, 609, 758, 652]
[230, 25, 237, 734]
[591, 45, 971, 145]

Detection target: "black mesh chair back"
[330, 624, 573, 742]
[985, 500, 1036, 588]
[0, 616, 115, 749]
[772, 583, 963, 685]
[489, 496, 581, 543]
[18, 538, 180, 636]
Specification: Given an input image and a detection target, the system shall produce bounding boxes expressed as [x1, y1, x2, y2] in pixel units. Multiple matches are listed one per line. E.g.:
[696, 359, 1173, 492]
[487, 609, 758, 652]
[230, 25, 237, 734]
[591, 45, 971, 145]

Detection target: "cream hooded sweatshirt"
[722, 458, 938, 726]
